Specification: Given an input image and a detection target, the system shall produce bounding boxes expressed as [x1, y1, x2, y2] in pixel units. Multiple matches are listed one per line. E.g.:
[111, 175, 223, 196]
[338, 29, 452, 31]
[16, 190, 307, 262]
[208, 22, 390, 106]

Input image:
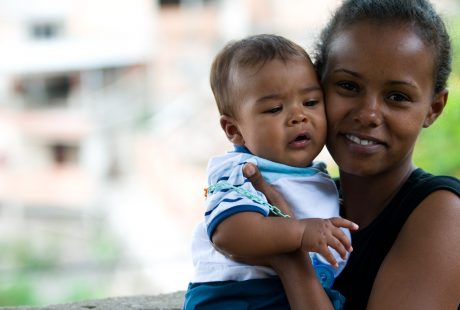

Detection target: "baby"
[184, 34, 357, 310]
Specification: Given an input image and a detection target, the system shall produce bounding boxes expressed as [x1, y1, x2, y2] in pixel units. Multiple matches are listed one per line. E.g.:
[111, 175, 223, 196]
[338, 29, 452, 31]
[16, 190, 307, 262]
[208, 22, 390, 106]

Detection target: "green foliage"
[0, 240, 43, 306]
[414, 81, 460, 176]
[90, 229, 124, 264]
[413, 16, 460, 177]
[65, 281, 104, 302]
[0, 277, 38, 306]
[0, 228, 122, 306]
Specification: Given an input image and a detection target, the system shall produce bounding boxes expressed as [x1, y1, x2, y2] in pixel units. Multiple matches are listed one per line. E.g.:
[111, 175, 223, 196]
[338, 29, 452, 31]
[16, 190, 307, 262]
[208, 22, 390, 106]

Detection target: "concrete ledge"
[0, 291, 185, 310]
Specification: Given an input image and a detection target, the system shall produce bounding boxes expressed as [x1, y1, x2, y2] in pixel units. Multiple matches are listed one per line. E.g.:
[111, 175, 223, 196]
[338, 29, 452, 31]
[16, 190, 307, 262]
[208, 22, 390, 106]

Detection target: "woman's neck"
[339, 163, 415, 228]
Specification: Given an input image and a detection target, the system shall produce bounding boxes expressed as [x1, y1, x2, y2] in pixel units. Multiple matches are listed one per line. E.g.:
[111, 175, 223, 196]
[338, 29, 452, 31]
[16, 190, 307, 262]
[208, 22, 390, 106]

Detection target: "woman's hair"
[210, 34, 311, 117]
[314, 0, 452, 94]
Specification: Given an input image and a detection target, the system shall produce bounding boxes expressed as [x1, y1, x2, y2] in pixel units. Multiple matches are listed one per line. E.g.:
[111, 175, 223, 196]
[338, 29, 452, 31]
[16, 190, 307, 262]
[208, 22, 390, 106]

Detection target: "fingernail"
[244, 164, 255, 177]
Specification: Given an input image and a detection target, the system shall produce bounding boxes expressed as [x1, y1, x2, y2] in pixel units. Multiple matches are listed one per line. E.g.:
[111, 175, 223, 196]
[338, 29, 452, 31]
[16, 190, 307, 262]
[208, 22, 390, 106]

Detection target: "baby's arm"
[212, 212, 355, 267]
[212, 162, 357, 266]
[212, 211, 300, 256]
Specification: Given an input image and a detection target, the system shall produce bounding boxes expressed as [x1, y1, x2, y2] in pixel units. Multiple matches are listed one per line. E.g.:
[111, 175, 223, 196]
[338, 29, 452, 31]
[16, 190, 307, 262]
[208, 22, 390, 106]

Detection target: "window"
[159, 0, 180, 6]
[30, 21, 62, 40]
[158, 0, 215, 7]
[49, 143, 79, 165]
[17, 74, 75, 107]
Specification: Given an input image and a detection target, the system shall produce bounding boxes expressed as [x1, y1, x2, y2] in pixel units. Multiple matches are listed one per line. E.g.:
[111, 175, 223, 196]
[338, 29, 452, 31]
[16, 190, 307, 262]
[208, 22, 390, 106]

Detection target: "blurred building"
[0, 0, 154, 209]
[0, 0, 156, 305]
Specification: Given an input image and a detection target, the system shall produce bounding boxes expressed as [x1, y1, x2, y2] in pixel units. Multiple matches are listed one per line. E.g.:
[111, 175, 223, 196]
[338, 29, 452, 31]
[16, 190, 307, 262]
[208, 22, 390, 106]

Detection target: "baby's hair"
[210, 34, 312, 117]
[315, 0, 451, 94]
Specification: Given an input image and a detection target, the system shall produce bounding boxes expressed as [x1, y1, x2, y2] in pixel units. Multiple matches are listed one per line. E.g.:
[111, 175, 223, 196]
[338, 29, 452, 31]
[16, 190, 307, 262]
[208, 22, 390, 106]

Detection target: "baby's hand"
[299, 217, 358, 267]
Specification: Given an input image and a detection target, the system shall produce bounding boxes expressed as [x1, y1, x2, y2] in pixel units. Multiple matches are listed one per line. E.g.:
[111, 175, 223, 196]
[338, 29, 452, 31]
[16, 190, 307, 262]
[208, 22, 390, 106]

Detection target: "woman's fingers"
[242, 162, 275, 198]
[243, 163, 293, 217]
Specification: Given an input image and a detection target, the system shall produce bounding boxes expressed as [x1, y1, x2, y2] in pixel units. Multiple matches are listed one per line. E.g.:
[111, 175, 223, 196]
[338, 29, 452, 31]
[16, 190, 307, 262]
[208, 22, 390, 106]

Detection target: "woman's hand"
[243, 163, 294, 217]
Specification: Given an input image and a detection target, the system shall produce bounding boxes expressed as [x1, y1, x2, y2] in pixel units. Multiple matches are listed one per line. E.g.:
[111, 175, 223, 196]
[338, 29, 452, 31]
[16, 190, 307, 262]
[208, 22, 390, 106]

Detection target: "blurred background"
[0, 0, 458, 306]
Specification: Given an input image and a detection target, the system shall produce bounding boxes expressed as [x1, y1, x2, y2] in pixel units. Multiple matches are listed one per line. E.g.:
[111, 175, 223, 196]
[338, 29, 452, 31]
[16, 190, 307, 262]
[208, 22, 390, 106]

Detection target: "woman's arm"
[368, 190, 460, 309]
[270, 249, 334, 310]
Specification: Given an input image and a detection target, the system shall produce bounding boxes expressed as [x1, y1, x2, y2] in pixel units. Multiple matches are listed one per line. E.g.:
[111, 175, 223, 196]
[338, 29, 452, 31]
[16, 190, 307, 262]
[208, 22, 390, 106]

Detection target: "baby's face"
[232, 57, 327, 167]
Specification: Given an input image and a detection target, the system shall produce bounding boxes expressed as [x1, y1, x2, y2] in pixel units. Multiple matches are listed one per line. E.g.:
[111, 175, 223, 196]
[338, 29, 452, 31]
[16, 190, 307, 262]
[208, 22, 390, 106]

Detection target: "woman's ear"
[423, 89, 448, 128]
[220, 115, 244, 145]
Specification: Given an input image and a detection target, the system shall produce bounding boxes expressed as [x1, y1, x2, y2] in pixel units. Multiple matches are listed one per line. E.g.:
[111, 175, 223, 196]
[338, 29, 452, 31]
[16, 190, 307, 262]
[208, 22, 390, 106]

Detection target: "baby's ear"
[424, 89, 448, 128]
[220, 115, 244, 145]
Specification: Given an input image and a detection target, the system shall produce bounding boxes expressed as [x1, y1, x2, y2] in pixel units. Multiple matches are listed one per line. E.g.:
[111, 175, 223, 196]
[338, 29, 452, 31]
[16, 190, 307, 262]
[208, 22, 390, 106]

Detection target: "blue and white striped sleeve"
[204, 156, 270, 239]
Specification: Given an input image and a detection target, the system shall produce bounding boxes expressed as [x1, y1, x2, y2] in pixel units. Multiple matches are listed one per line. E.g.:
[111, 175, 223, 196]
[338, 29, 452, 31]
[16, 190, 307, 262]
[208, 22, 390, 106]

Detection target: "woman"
[220, 0, 460, 308]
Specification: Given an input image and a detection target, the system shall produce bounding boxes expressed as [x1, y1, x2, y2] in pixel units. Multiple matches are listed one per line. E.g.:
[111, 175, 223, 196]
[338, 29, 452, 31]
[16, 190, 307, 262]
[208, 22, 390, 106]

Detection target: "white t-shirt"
[191, 147, 349, 288]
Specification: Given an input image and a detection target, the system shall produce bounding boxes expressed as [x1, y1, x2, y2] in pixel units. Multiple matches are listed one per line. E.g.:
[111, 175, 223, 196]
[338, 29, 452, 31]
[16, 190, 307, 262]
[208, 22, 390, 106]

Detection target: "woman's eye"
[303, 100, 318, 107]
[388, 93, 410, 102]
[337, 81, 358, 92]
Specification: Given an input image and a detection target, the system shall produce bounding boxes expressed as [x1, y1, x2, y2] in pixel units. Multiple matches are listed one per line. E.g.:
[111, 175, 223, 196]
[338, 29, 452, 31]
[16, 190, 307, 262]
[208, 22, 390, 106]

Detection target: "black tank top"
[333, 168, 460, 309]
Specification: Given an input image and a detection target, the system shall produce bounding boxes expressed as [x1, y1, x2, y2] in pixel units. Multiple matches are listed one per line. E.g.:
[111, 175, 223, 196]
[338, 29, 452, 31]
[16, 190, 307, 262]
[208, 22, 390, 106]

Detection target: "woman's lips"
[341, 133, 386, 153]
[345, 134, 380, 146]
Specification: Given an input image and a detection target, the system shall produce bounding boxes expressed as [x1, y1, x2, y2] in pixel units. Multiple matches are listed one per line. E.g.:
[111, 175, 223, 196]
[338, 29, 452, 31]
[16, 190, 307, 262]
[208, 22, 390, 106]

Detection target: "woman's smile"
[340, 132, 387, 155]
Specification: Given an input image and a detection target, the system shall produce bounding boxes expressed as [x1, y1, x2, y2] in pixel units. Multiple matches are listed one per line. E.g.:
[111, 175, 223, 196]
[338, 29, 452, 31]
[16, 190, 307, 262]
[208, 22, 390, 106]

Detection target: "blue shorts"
[184, 278, 289, 310]
[183, 277, 344, 310]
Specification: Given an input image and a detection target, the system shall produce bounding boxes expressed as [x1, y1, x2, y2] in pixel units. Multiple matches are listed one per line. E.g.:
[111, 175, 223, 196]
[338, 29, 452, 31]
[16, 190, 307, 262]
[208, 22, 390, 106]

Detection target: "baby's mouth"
[289, 133, 311, 146]
[294, 134, 309, 142]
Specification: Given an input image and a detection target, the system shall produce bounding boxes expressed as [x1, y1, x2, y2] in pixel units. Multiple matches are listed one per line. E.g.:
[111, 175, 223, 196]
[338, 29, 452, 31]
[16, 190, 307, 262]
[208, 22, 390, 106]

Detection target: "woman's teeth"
[346, 134, 377, 146]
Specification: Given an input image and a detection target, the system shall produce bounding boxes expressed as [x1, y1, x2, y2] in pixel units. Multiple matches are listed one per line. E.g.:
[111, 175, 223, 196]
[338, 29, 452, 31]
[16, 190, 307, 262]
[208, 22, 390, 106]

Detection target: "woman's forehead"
[328, 21, 432, 67]
[325, 21, 435, 89]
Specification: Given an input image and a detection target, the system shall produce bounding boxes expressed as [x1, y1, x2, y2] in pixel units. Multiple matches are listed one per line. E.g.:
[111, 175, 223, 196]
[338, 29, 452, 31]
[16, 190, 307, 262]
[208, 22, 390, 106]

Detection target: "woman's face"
[322, 21, 445, 177]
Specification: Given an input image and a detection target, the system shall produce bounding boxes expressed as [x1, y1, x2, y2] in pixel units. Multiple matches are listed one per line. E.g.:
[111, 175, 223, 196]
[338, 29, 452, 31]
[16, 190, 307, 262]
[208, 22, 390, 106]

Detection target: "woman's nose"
[353, 97, 383, 128]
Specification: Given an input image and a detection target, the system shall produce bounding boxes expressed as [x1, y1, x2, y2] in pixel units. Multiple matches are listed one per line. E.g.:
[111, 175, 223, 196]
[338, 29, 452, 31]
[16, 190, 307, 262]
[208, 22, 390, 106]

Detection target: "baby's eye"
[264, 106, 282, 113]
[303, 100, 318, 107]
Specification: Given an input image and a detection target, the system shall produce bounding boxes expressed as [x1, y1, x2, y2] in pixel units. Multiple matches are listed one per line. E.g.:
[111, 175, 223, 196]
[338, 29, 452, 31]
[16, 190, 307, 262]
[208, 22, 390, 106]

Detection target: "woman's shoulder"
[387, 168, 460, 225]
[398, 169, 460, 281]
[395, 168, 459, 205]
[395, 180, 460, 293]
[409, 168, 460, 220]
[352, 168, 459, 244]
[369, 172, 460, 309]
[405, 169, 460, 235]
[412, 168, 460, 190]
